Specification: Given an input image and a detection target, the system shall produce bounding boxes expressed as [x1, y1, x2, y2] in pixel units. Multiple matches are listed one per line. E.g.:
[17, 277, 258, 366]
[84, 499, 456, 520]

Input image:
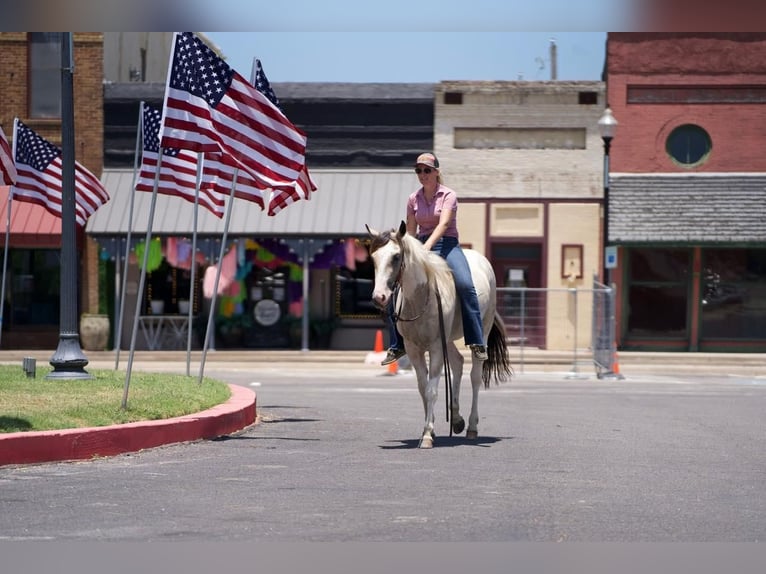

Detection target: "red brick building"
[0, 33, 104, 349]
[606, 33, 766, 351]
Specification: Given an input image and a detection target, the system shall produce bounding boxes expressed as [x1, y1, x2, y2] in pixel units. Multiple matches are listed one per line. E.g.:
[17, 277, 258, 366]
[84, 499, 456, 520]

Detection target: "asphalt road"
[1, 365, 765, 542]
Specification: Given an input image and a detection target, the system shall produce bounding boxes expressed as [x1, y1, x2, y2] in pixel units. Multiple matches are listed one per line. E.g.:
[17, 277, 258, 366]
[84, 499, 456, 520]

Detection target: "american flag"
[0, 124, 16, 186]
[253, 58, 318, 216]
[12, 119, 109, 227]
[160, 32, 307, 191]
[136, 104, 268, 216]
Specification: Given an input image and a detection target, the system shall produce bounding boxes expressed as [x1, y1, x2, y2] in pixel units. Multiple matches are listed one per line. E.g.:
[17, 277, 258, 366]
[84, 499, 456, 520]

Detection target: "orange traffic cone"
[388, 357, 398, 375]
[374, 329, 384, 353]
[612, 351, 620, 375]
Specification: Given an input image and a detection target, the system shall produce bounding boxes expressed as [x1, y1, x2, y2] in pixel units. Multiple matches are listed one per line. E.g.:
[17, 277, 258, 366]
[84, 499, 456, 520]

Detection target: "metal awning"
[86, 168, 416, 238]
[0, 186, 63, 248]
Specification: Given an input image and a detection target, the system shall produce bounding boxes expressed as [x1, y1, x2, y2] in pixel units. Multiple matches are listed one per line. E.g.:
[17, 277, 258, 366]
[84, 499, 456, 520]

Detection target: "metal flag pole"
[114, 101, 144, 369]
[198, 170, 238, 385]
[121, 148, 162, 409]
[186, 153, 204, 376]
[0, 119, 18, 348]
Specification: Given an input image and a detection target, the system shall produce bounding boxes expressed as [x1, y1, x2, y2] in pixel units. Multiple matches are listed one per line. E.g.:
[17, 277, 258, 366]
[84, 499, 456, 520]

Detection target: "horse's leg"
[417, 347, 444, 449]
[446, 343, 466, 435]
[408, 352, 434, 448]
[466, 356, 483, 439]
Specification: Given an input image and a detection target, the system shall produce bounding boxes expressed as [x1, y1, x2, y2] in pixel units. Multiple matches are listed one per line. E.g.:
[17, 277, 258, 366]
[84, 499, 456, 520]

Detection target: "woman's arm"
[422, 205, 453, 251]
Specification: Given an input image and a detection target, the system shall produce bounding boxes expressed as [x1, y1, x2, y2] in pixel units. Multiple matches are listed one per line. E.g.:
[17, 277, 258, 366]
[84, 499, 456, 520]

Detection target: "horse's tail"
[482, 311, 514, 387]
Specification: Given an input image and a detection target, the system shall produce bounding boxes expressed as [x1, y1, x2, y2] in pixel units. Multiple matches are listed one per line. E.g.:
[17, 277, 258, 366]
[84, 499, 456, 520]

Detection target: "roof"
[0, 186, 62, 248]
[610, 173, 766, 244]
[103, 82, 437, 103]
[86, 169, 417, 238]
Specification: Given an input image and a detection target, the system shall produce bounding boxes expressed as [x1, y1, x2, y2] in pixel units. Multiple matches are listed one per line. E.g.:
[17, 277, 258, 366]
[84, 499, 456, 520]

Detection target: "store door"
[490, 243, 544, 347]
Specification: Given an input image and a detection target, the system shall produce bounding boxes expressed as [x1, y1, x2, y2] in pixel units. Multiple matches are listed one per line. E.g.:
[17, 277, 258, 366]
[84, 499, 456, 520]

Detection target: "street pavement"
[0, 349, 765, 542]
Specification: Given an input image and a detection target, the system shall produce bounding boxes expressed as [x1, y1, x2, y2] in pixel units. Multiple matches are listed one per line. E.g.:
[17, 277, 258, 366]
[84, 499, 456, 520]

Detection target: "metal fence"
[496, 275, 619, 377]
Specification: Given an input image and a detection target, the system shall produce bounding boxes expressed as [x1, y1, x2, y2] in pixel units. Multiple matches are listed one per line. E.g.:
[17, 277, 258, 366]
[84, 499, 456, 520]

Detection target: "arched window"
[666, 124, 711, 167]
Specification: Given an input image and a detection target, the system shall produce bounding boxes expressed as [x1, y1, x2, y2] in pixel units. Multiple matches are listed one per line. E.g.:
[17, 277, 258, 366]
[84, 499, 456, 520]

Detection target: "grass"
[0, 364, 231, 433]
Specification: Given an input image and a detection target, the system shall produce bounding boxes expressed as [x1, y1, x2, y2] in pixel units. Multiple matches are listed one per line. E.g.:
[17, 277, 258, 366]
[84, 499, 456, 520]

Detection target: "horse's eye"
[391, 254, 401, 264]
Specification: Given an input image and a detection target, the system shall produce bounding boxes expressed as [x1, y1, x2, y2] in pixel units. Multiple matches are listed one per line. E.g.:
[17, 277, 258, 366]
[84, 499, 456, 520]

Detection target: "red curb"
[0, 384, 257, 467]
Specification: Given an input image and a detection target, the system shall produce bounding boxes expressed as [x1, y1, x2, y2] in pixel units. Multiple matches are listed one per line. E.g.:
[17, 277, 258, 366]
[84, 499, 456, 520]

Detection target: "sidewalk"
[2, 348, 763, 376]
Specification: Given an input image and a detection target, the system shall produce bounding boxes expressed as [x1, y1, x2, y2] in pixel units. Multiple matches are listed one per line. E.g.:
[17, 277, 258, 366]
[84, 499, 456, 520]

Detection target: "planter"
[80, 314, 110, 351]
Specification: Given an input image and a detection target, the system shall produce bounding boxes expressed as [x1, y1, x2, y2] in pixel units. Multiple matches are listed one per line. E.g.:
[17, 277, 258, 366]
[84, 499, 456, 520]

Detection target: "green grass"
[0, 364, 231, 433]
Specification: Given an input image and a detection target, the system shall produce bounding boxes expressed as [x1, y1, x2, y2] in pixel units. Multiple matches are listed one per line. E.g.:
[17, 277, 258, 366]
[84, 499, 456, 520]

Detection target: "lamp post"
[598, 106, 618, 285]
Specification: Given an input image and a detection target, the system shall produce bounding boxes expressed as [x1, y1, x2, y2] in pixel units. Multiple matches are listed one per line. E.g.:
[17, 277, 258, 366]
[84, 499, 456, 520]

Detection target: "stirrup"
[381, 347, 406, 366]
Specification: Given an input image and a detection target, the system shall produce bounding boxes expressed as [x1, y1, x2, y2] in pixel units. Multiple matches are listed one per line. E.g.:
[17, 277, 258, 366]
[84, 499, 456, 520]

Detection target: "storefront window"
[701, 248, 766, 339]
[335, 239, 378, 317]
[3, 249, 60, 327]
[626, 248, 690, 337]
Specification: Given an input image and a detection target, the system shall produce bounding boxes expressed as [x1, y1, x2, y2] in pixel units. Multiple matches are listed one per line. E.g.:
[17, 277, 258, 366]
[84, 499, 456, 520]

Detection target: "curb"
[0, 384, 257, 467]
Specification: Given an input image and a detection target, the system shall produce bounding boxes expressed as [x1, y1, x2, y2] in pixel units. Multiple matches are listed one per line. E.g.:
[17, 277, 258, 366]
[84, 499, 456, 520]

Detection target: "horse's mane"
[398, 232, 454, 292]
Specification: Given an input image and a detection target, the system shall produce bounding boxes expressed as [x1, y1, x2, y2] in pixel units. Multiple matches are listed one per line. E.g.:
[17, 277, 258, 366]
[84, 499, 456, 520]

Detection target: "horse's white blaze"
[370, 241, 399, 309]
[367, 223, 511, 448]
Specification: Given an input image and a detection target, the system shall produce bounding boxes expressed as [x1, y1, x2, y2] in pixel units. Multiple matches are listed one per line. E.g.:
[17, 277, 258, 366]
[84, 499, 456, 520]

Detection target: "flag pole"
[0, 180, 10, 348]
[186, 153, 204, 376]
[114, 101, 144, 369]
[48, 31, 91, 379]
[197, 170, 238, 385]
[122, 148, 162, 409]
[0, 119, 17, 348]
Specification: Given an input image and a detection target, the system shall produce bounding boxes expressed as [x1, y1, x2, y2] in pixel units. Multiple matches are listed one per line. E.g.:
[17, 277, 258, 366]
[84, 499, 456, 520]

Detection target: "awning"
[86, 168, 416, 238]
[0, 186, 62, 248]
[610, 173, 766, 244]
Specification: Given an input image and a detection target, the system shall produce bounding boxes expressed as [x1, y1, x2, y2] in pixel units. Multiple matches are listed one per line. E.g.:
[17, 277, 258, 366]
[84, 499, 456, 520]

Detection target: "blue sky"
[195, 0, 630, 83]
[202, 32, 607, 83]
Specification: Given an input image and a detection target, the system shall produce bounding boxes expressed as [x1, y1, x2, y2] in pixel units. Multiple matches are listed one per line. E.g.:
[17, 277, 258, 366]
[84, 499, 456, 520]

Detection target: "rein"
[435, 288, 453, 436]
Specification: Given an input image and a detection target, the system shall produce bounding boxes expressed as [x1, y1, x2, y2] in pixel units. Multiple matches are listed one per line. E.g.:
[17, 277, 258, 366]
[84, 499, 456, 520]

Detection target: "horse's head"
[366, 221, 407, 310]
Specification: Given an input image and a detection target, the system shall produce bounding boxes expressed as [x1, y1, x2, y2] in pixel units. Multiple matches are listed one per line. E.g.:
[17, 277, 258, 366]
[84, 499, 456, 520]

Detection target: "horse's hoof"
[452, 417, 465, 435]
[466, 430, 478, 440]
[419, 436, 433, 449]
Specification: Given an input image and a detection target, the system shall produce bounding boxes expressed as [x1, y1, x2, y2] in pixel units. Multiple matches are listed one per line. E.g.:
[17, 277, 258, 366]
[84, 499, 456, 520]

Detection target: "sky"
[202, 32, 607, 83]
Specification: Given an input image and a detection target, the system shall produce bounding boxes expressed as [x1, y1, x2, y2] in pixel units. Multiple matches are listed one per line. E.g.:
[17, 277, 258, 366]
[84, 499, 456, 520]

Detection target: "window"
[701, 248, 766, 339]
[444, 92, 463, 105]
[626, 248, 690, 337]
[5, 249, 61, 327]
[29, 32, 62, 119]
[665, 124, 711, 167]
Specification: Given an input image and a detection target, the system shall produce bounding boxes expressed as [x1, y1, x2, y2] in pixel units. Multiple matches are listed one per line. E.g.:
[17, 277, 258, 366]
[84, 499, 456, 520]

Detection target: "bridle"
[387, 242, 431, 323]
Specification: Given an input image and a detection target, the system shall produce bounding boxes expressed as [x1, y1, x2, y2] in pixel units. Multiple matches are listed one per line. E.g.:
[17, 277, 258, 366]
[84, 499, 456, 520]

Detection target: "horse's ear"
[365, 224, 379, 237]
[397, 220, 406, 238]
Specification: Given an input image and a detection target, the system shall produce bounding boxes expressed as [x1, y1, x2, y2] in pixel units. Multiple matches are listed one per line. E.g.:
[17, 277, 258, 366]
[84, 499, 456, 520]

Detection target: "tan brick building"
[432, 80, 606, 349]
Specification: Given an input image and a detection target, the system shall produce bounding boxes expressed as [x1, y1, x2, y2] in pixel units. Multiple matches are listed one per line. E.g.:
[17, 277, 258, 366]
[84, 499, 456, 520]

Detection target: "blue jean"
[387, 235, 485, 349]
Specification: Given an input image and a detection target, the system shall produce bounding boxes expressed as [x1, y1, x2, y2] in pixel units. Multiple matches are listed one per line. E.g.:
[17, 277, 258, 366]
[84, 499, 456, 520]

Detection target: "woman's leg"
[433, 238, 485, 348]
[381, 300, 406, 365]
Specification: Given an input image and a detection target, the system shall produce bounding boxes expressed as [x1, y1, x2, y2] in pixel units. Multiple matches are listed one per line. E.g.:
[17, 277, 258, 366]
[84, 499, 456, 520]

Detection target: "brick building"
[607, 33, 766, 351]
[0, 33, 104, 349]
[432, 80, 606, 349]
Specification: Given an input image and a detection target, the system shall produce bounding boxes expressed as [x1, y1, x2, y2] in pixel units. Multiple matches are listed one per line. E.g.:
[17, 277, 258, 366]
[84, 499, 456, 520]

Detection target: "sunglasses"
[414, 167, 433, 174]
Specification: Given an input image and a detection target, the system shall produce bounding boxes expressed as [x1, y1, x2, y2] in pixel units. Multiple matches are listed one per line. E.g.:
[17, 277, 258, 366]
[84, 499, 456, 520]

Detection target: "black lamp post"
[598, 106, 618, 285]
[47, 32, 91, 380]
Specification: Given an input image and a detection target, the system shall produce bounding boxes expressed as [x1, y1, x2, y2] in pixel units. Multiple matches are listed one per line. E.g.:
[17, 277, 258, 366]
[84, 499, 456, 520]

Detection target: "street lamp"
[598, 106, 618, 285]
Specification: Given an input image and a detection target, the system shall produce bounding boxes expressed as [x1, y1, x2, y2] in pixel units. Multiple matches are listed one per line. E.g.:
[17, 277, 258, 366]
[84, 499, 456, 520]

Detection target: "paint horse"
[367, 221, 512, 448]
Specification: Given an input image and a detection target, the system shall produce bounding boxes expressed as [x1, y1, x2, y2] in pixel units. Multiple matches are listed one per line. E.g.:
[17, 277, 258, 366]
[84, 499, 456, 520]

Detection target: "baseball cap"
[414, 152, 439, 169]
